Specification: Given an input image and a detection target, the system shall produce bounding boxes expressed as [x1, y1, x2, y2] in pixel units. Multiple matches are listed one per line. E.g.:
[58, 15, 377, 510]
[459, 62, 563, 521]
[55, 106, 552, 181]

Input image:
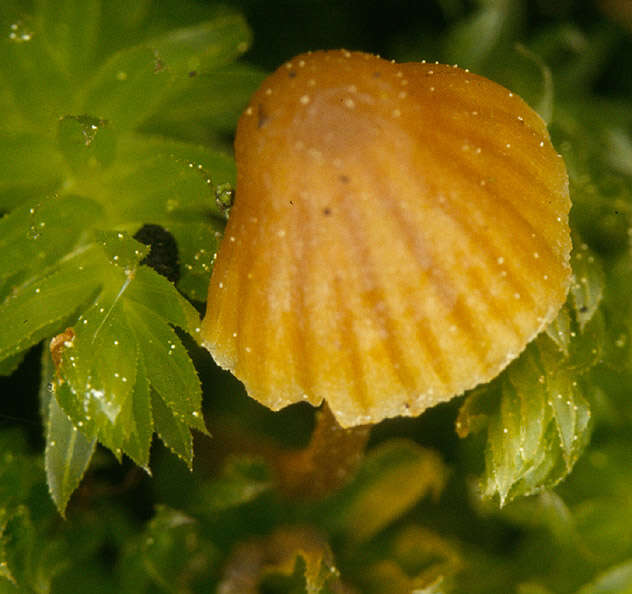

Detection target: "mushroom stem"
[275, 404, 370, 498]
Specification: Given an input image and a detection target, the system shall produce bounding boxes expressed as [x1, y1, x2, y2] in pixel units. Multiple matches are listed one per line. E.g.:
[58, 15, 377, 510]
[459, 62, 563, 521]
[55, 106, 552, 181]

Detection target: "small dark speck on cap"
[339, 175, 350, 183]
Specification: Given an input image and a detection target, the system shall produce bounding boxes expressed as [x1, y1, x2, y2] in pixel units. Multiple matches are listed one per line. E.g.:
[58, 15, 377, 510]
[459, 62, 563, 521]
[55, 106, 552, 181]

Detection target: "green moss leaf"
[127, 303, 205, 432]
[199, 456, 272, 513]
[95, 229, 149, 272]
[0, 504, 71, 593]
[0, 17, 74, 128]
[545, 237, 606, 370]
[170, 220, 222, 302]
[119, 505, 219, 593]
[147, 63, 265, 140]
[150, 388, 194, 469]
[6, 198, 204, 507]
[100, 150, 220, 224]
[50, 235, 205, 468]
[42, 345, 97, 518]
[569, 238, 606, 331]
[0, 506, 35, 591]
[0, 423, 69, 589]
[81, 11, 251, 131]
[141, 13, 251, 75]
[544, 304, 573, 356]
[0, 248, 102, 362]
[115, 135, 236, 187]
[82, 46, 173, 131]
[35, 0, 101, 79]
[125, 266, 200, 336]
[120, 355, 153, 470]
[45, 389, 97, 517]
[479, 338, 592, 506]
[322, 440, 447, 544]
[0, 194, 103, 283]
[0, 133, 62, 200]
[577, 560, 632, 594]
[442, 0, 525, 72]
[603, 128, 632, 178]
[57, 115, 118, 173]
[59, 291, 139, 440]
[536, 24, 622, 96]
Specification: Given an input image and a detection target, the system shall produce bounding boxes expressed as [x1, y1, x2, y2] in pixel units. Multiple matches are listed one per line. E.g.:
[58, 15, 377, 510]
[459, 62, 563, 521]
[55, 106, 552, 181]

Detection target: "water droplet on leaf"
[8, 21, 33, 43]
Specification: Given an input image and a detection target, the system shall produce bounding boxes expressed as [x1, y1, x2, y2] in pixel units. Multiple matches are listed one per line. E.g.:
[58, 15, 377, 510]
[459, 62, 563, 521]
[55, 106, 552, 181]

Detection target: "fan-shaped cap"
[201, 50, 571, 428]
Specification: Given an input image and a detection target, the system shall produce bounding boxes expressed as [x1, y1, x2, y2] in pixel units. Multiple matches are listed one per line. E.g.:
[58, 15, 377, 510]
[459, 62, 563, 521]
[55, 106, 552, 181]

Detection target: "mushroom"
[201, 50, 571, 428]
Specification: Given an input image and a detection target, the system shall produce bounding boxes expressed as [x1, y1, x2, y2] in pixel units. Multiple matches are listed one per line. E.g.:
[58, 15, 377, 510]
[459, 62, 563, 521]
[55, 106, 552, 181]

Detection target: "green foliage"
[577, 562, 632, 594]
[119, 505, 221, 593]
[45, 382, 97, 518]
[0, 430, 68, 593]
[0, 0, 258, 514]
[317, 440, 447, 545]
[0, 431, 452, 593]
[1, 0, 632, 592]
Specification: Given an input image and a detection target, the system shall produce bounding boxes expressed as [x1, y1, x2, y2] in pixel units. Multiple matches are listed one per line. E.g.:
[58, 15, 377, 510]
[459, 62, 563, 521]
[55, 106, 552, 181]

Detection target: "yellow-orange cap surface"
[201, 50, 572, 428]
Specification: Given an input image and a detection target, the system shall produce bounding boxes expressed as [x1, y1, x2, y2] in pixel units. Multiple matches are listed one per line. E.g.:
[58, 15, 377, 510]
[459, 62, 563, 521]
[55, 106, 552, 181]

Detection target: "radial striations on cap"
[201, 49, 572, 428]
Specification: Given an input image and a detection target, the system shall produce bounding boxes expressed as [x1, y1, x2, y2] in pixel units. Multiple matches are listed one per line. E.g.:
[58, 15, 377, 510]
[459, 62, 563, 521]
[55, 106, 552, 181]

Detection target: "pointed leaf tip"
[45, 390, 96, 516]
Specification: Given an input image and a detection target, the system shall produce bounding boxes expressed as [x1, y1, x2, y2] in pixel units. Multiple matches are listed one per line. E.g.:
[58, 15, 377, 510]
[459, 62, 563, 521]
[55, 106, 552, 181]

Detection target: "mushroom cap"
[201, 50, 572, 428]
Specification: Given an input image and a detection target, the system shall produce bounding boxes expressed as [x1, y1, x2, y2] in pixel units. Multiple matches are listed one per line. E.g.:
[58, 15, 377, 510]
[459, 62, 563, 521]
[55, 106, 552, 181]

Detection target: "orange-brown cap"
[201, 50, 572, 428]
